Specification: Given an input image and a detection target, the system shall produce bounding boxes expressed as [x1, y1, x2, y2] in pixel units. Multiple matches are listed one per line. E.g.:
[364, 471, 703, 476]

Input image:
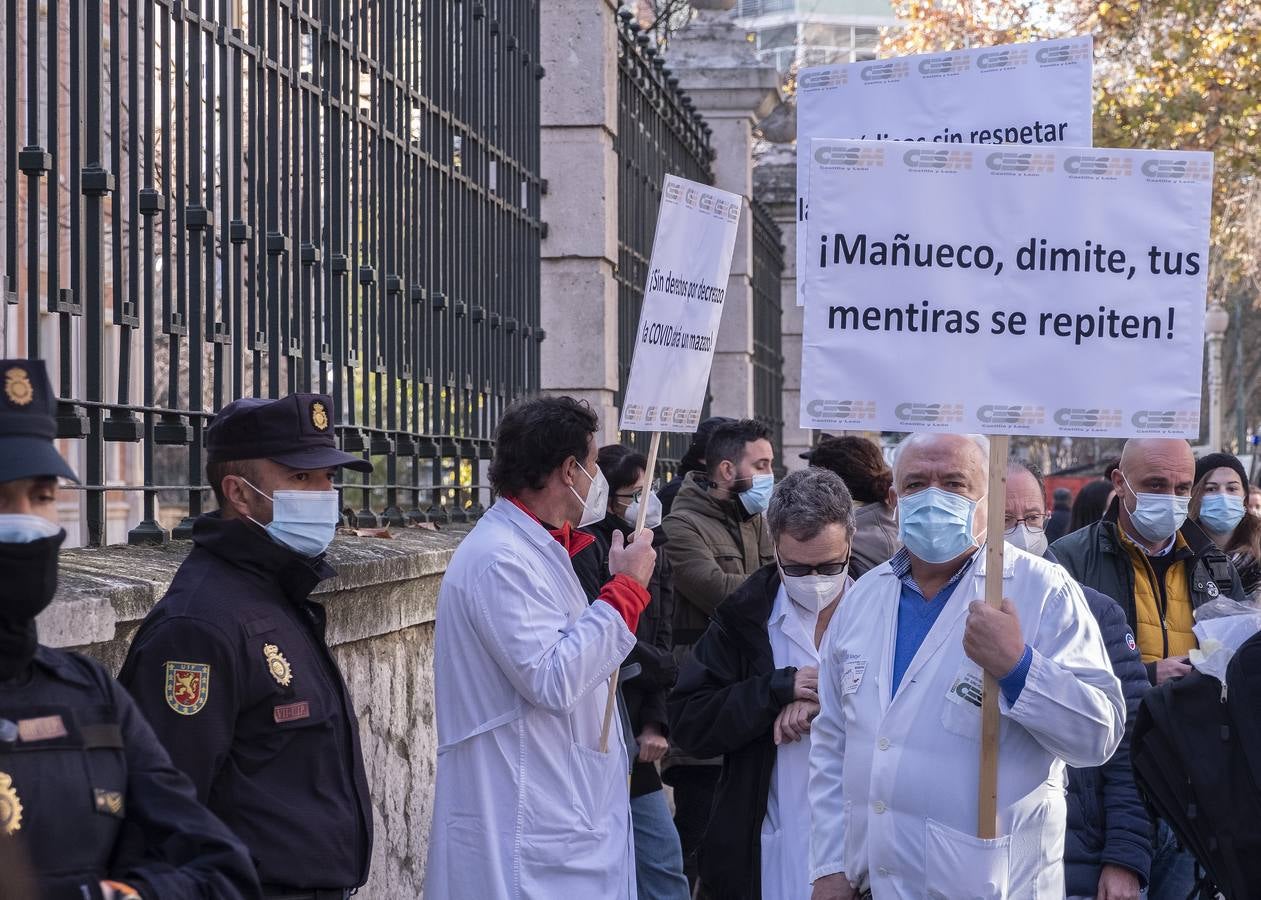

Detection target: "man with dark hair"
[426, 396, 657, 899]
[661, 418, 776, 888]
[119, 392, 375, 898]
[807, 435, 899, 579]
[669, 468, 855, 899]
[660, 416, 733, 517]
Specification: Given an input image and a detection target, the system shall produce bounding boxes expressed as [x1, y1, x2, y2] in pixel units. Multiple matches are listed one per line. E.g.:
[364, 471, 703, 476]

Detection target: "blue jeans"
[1148, 819, 1197, 900]
[631, 790, 691, 900]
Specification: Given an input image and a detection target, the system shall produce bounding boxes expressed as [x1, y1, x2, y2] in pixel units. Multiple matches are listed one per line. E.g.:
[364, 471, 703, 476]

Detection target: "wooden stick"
[977, 433, 1010, 838]
[600, 431, 662, 754]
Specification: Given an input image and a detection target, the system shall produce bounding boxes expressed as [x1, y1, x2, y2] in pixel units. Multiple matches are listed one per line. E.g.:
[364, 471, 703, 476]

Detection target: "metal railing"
[613, 7, 714, 474]
[751, 199, 785, 473]
[1, 0, 542, 546]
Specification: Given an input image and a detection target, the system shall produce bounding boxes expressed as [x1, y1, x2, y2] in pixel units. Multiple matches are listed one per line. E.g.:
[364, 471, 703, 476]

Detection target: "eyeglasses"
[612, 480, 661, 504]
[779, 559, 850, 577]
[1003, 513, 1047, 534]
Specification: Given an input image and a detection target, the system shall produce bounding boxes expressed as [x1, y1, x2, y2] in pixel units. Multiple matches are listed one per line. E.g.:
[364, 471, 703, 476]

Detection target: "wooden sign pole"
[977, 433, 1010, 838]
[599, 431, 661, 754]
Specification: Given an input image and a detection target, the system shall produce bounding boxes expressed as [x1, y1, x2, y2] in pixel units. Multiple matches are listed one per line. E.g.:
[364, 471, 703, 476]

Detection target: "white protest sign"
[620, 175, 742, 433]
[801, 140, 1213, 438]
[796, 36, 1093, 305]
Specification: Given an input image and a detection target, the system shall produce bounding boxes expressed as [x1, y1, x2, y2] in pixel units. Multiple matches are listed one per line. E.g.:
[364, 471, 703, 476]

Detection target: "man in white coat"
[809, 433, 1124, 900]
[425, 397, 657, 899]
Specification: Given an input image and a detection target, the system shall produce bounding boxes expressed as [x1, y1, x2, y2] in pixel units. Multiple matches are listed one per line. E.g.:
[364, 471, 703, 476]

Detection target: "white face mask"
[570, 461, 610, 529]
[1006, 522, 1048, 557]
[624, 490, 663, 530]
[781, 570, 848, 613]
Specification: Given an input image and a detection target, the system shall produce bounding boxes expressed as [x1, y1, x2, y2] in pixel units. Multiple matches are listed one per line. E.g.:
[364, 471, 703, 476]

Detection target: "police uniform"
[0, 359, 259, 900]
[117, 394, 373, 900]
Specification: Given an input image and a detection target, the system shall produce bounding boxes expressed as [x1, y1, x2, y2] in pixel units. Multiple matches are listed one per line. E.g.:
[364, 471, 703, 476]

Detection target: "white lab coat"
[808, 545, 1123, 900]
[424, 499, 638, 899]
[762, 584, 832, 900]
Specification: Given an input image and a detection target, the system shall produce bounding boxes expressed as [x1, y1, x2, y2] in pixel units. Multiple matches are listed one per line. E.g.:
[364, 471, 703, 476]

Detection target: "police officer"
[118, 393, 373, 900]
[0, 359, 259, 900]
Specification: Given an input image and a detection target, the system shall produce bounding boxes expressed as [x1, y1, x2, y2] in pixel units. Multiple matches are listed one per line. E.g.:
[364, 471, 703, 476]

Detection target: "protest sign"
[618, 175, 743, 434]
[600, 174, 743, 754]
[801, 140, 1213, 440]
[795, 36, 1093, 305]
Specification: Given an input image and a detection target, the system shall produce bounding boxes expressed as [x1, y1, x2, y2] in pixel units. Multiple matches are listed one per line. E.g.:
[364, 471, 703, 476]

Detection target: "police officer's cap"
[206, 393, 374, 473]
[0, 359, 80, 485]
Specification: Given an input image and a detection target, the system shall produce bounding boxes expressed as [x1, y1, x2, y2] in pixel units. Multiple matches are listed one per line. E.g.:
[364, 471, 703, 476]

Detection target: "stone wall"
[40, 526, 470, 899]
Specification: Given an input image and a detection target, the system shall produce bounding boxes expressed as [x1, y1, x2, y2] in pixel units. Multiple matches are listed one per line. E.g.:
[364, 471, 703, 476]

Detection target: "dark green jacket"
[1049, 499, 1244, 684]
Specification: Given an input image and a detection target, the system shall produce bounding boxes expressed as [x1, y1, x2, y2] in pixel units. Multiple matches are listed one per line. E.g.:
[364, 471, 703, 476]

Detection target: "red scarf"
[506, 497, 595, 558]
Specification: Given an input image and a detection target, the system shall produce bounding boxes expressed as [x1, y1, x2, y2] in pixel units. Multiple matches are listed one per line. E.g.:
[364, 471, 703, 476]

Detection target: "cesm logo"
[1036, 43, 1090, 67]
[806, 399, 877, 423]
[976, 48, 1029, 71]
[976, 405, 1046, 428]
[918, 54, 970, 77]
[1064, 155, 1133, 180]
[1053, 408, 1123, 431]
[985, 152, 1056, 176]
[895, 402, 964, 425]
[903, 148, 973, 173]
[814, 144, 885, 171]
[661, 181, 741, 223]
[859, 61, 910, 83]
[1132, 410, 1199, 433]
[798, 68, 848, 91]
[1140, 158, 1212, 184]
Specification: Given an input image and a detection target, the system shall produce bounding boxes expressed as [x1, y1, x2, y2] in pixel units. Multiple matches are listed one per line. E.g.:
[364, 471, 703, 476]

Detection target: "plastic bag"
[1189, 597, 1261, 683]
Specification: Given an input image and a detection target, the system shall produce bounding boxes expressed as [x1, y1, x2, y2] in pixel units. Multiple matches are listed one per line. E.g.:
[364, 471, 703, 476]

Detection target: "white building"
[735, 0, 898, 73]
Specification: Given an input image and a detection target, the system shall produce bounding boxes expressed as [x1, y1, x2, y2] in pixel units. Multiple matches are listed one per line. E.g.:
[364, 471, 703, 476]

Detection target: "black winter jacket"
[1050, 499, 1244, 684]
[667, 565, 795, 900]
[573, 514, 678, 796]
[1062, 581, 1154, 894]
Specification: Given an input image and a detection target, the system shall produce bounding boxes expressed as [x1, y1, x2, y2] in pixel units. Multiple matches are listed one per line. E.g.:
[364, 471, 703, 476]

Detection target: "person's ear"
[887, 486, 898, 508]
[220, 475, 256, 519]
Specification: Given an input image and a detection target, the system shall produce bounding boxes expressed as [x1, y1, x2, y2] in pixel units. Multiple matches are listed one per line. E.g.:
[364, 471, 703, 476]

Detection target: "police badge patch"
[164, 661, 211, 715]
[264, 643, 293, 687]
[310, 400, 329, 431]
[3, 367, 33, 406]
[0, 771, 23, 835]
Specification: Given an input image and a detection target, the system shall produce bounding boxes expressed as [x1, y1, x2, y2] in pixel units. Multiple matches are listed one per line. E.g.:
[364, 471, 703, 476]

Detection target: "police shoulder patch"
[164, 661, 211, 715]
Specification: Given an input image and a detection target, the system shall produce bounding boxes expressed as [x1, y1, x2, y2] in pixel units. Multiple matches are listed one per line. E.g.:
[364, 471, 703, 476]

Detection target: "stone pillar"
[538, 0, 621, 444]
[754, 144, 811, 471]
[668, 2, 781, 422]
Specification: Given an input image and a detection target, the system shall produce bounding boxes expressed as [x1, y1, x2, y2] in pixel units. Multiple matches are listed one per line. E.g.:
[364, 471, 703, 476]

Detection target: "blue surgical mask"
[243, 480, 341, 558]
[0, 514, 62, 544]
[739, 473, 774, 515]
[897, 487, 982, 564]
[1199, 493, 1246, 536]
[1121, 473, 1189, 544]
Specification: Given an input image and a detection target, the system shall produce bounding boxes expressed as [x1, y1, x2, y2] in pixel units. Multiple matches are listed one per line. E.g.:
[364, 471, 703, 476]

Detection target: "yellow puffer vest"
[1117, 528, 1196, 662]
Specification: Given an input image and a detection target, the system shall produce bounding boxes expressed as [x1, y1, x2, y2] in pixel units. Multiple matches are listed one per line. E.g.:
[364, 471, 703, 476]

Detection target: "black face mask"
[0, 531, 64, 681]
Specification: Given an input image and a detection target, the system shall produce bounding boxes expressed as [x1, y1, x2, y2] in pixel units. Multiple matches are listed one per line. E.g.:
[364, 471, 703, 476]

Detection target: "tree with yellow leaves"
[881, 0, 1260, 296]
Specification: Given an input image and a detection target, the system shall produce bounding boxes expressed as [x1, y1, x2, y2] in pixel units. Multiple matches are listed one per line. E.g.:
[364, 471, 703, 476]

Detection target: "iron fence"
[613, 8, 714, 474]
[750, 198, 785, 474]
[1, 0, 542, 546]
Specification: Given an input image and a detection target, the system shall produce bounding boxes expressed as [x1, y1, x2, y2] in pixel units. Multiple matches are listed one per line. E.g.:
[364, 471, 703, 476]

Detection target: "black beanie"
[1194, 452, 1249, 494]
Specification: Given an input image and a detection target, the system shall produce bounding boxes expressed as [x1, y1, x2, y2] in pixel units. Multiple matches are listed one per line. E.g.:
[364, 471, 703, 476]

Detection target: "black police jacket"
[118, 512, 373, 890]
[0, 645, 259, 900]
